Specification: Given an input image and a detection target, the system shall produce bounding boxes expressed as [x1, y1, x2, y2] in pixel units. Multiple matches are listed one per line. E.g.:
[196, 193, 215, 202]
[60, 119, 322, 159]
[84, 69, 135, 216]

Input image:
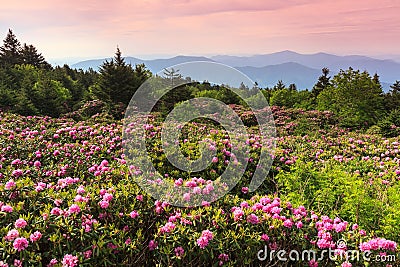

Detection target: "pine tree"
[273, 80, 286, 90]
[384, 81, 400, 111]
[312, 68, 331, 97]
[0, 29, 22, 67]
[390, 80, 400, 93]
[21, 44, 51, 69]
[316, 68, 384, 127]
[163, 67, 181, 86]
[93, 48, 150, 118]
[288, 83, 297, 91]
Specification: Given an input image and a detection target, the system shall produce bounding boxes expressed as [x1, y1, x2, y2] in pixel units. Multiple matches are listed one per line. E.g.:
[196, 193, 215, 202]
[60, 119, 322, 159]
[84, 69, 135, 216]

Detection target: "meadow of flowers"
[0, 107, 399, 266]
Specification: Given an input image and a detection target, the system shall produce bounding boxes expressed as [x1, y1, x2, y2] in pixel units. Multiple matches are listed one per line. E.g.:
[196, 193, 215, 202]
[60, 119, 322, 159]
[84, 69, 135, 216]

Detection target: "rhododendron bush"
[0, 109, 398, 266]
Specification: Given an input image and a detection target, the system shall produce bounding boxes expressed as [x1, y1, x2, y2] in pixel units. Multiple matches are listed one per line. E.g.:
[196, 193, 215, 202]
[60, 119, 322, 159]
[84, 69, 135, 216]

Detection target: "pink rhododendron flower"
[129, 210, 139, 219]
[5, 180, 16, 190]
[196, 236, 209, 249]
[261, 234, 269, 241]
[247, 213, 259, 224]
[232, 208, 244, 221]
[47, 259, 58, 267]
[103, 193, 113, 201]
[62, 254, 78, 267]
[149, 240, 158, 251]
[99, 200, 109, 209]
[14, 218, 27, 229]
[1, 205, 13, 213]
[13, 237, 28, 251]
[174, 246, 184, 257]
[68, 204, 81, 214]
[197, 230, 213, 249]
[13, 259, 22, 267]
[283, 219, 293, 228]
[5, 229, 19, 241]
[30, 231, 42, 242]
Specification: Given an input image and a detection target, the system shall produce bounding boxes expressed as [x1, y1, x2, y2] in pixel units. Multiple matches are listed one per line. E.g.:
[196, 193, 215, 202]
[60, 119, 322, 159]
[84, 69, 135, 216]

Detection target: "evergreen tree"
[384, 80, 400, 111]
[390, 80, 400, 93]
[0, 29, 22, 67]
[273, 80, 286, 90]
[288, 83, 297, 91]
[312, 68, 331, 97]
[163, 67, 181, 86]
[93, 48, 150, 118]
[21, 43, 51, 69]
[317, 68, 384, 127]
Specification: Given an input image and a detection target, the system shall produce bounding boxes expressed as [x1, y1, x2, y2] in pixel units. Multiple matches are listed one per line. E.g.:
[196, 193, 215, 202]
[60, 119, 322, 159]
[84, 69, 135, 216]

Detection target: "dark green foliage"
[384, 80, 400, 111]
[21, 43, 51, 69]
[312, 67, 331, 98]
[92, 48, 151, 118]
[316, 68, 384, 128]
[0, 29, 22, 67]
[377, 109, 400, 137]
[0, 29, 50, 69]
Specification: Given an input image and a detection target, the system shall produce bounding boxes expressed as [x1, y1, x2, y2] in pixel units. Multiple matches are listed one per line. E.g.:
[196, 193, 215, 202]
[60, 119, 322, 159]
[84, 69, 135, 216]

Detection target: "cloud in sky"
[0, 0, 399, 59]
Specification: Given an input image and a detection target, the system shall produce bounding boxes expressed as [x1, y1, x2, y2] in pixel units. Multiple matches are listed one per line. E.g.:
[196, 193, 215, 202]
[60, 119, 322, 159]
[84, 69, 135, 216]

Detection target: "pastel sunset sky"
[1, 0, 399, 61]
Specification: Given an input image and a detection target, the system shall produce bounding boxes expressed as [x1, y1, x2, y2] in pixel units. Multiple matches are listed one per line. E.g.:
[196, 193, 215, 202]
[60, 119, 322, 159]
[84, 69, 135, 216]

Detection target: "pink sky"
[1, 0, 399, 60]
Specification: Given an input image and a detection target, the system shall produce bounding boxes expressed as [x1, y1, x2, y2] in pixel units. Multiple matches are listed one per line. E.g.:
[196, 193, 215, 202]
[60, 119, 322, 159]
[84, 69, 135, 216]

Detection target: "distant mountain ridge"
[71, 51, 400, 91]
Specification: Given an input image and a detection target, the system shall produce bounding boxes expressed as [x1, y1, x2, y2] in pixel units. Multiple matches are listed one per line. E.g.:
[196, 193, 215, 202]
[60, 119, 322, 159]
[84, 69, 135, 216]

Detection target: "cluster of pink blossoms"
[98, 189, 113, 209]
[61, 254, 78, 267]
[197, 230, 214, 249]
[359, 238, 397, 251]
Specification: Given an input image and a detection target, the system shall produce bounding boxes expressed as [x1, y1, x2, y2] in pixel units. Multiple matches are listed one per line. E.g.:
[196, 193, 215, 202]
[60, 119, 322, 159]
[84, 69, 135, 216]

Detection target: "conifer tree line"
[0, 29, 400, 132]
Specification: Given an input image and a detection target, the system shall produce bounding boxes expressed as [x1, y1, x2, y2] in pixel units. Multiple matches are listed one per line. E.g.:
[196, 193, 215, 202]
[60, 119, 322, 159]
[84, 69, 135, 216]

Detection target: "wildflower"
[261, 234, 269, 241]
[15, 218, 27, 229]
[47, 259, 58, 267]
[1, 205, 13, 213]
[68, 204, 81, 214]
[61, 254, 78, 267]
[283, 219, 293, 228]
[149, 240, 158, 251]
[103, 193, 113, 201]
[197, 230, 213, 249]
[30, 231, 42, 242]
[232, 208, 244, 221]
[129, 210, 139, 219]
[13, 237, 28, 251]
[308, 259, 318, 267]
[174, 246, 184, 257]
[5, 229, 19, 241]
[5, 180, 16, 190]
[247, 213, 259, 224]
[99, 200, 109, 209]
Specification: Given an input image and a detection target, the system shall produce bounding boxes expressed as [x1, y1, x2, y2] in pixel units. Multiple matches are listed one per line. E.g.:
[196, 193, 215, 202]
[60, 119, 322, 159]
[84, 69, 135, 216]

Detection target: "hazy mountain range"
[71, 51, 400, 91]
